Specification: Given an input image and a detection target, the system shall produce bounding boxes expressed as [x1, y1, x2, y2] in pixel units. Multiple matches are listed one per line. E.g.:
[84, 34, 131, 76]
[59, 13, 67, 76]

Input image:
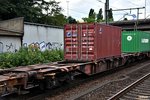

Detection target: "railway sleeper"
[125, 92, 139, 97]
[129, 90, 150, 96]
[143, 79, 150, 83]
[137, 84, 150, 88]
[133, 87, 150, 93]
[127, 91, 150, 97]
[121, 95, 142, 100]
[123, 92, 150, 99]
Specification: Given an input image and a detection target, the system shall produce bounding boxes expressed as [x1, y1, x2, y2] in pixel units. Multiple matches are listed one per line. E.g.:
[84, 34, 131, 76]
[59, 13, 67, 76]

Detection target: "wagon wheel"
[114, 60, 119, 67]
[39, 80, 46, 91]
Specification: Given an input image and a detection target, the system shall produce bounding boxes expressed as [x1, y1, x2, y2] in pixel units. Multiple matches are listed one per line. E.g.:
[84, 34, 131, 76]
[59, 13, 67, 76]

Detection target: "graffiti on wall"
[0, 41, 63, 53]
[23, 41, 63, 51]
[0, 42, 3, 53]
[0, 42, 17, 53]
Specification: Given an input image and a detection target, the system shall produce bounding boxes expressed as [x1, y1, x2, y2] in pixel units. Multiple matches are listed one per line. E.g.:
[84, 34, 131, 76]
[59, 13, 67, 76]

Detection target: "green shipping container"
[122, 31, 150, 53]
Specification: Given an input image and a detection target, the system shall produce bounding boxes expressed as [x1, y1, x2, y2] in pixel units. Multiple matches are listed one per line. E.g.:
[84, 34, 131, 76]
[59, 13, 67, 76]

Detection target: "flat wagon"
[0, 24, 150, 97]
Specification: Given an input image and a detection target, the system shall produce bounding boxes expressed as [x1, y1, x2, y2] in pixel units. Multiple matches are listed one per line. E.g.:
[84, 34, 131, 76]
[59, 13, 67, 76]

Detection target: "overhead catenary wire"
[96, 0, 133, 22]
[62, 8, 89, 15]
[67, 0, 132, 17]
[64, 0, 129, 15]
[97, 0, 129, 14]
[60, 0, 148, 21]
[126, 0, 140, 6]
[148, 0, 150, 5]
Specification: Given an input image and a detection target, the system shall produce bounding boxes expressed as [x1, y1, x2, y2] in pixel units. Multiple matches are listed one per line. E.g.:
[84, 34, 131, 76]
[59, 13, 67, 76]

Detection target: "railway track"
[108, 72, 150, 100]
[73, 60, 150, 100]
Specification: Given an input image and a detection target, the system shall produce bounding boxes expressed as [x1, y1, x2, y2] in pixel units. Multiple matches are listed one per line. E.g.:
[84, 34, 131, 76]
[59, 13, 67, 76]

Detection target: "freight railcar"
[122, 31, 150, 60]
[122, 31, 150, 53]
[63, 23, 123, 75]
[0, 23, 150, 96]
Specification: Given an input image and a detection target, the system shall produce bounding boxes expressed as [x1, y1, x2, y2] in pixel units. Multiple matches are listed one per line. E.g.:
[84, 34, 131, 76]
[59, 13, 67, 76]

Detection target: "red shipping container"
[64, 23, 122, 62]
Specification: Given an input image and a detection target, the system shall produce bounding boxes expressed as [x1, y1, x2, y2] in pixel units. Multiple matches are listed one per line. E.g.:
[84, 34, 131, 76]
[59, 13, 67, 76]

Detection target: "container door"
[122, 31, 138, 53]
[80, 24, 95, 61]
[65, 25, 79, 60]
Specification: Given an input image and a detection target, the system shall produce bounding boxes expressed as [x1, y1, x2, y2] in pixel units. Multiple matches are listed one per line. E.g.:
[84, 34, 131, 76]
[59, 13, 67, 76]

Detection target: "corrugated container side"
[140, 31, 150, 52]
[64, 24, 79, 61]
[96, 24, 121, 59]
[80, 24, 95, 60]
[64, 23, 96, 61]
[122, 31, 136, 52]
[122, 31, 150, 53]
[64, 23, 122, 61]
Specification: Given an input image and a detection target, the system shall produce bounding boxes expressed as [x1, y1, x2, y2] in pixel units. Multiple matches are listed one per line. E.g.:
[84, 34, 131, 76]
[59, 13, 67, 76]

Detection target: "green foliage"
[0, 0, 67, 26]
[97, 8, 103, 22]
[82, 8, 114, 23]
[82, 17, 95, 23]
[67, 16, 77, 24]
[89, 9, 95, 19]
[0, 47, 64, 69]
[53, 14, 67, 26]
[82, 8, 105, 23]
[82, 8, 96, 23]
[108, 8, 114, 21]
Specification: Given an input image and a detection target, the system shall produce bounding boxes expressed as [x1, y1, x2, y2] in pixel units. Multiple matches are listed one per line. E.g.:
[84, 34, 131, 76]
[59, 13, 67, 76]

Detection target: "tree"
[82, 17, 95, 23]
[0, 0, 41, 21]
[89, 9, 94, 18]
[67, 16, 77, 24]
[0, 0, 67, 26]
[0, 0, 17, 20]
[82, 8, 96, 23]
[89, 8, 96, 20]
[108, 8, 113, 21]
[97, 8, 103, 22]
[53, 14, 67, 26]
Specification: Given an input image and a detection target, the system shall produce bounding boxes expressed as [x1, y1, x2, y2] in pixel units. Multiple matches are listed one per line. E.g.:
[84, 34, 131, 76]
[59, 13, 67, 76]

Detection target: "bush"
[0, 47, 64, 69]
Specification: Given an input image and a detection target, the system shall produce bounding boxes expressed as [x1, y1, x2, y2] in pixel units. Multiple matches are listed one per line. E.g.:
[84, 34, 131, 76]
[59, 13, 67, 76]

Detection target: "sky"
[54, 0, 150, 21]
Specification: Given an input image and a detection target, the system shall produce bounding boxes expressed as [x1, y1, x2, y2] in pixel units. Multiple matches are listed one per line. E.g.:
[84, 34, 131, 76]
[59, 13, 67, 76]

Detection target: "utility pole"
[97, 0, 109, 24]
[137, 8, 139, 20]
[105, 0, 109, 24]
[145, 0, 146, 18]
[66, 0, 69, 18]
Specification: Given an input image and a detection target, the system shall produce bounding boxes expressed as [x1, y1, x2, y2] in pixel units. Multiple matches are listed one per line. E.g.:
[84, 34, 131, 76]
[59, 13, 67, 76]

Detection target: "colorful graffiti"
[23, 41, 63, 51]
[0, 41, 63, 53]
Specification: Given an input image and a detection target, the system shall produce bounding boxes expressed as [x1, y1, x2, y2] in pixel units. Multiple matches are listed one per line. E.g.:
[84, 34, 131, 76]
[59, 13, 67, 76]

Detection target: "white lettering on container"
[141, 39, 149, 43]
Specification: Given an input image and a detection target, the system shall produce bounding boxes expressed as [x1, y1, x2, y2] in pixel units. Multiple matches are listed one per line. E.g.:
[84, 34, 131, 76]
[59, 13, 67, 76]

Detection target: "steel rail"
[108, 72, 150, 100]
